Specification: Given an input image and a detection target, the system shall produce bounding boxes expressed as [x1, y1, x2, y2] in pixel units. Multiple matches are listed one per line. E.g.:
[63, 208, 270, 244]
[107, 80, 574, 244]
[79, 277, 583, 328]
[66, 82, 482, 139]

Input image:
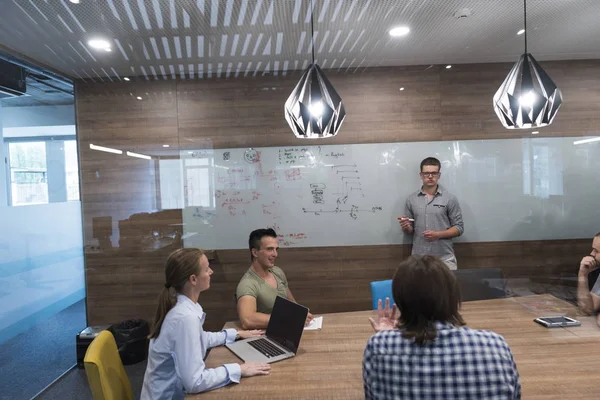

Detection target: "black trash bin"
[108, 319, 150, 365]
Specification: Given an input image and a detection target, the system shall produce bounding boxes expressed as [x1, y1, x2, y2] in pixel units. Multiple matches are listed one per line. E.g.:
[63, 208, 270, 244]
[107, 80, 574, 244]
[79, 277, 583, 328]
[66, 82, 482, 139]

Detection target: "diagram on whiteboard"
[181, 143, 388, 249]
[301, 164, 383, 220]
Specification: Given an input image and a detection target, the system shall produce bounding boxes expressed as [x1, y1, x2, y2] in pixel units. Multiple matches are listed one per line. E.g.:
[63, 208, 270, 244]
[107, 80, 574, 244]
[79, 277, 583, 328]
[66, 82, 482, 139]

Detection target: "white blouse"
[141, 294, 240, 399]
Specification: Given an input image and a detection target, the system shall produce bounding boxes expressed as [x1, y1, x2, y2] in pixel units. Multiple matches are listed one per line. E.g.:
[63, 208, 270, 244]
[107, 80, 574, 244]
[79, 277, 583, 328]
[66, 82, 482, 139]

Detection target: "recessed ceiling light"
[453, 8, 472, 19]
[445, 65, 452, 69]
[532, 131, 539, 135]
[123, 77, 130, 81]
[399, 87, 405, 91]
[162, 144, 170, 148]
[389, 26, 410, 37]
[517, 29, 525, 35]
[88, 39, 111, 51]
[126, 151, 151, 160]
[90, 144, 122, 154]
[136, 96, 142, 100]
[573, 137, 600, 145]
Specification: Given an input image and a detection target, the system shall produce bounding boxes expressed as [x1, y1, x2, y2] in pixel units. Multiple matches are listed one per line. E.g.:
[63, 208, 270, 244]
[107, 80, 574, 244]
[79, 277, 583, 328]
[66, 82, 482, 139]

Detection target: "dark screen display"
[266, 296, 308, 353]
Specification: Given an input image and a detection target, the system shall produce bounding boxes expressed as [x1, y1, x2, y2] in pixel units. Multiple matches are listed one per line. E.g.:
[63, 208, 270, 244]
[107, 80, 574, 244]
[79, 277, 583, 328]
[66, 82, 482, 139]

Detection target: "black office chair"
[454, 268, 507, 302]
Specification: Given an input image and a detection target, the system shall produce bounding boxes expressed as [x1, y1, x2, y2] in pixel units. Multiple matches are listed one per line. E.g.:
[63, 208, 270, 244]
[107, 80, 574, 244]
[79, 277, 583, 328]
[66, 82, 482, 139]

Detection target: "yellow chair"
[84, 330, 134, 400]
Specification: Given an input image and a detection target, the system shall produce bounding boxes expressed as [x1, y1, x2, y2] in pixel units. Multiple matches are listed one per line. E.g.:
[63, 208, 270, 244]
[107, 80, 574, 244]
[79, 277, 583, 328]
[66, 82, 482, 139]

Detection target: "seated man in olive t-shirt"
[236, 228, 313, 329]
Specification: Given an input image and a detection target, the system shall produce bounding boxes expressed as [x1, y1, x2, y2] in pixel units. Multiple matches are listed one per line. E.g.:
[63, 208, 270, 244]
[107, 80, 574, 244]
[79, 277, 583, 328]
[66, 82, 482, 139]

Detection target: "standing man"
[399, 157, 464, 270]
[236, 228, 313, 329]
[576, 232, 600, 324]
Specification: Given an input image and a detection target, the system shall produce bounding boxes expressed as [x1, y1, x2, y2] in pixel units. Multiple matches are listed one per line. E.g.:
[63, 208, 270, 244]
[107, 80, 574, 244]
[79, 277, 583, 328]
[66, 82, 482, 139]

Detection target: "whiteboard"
[179, 137, 600, 250]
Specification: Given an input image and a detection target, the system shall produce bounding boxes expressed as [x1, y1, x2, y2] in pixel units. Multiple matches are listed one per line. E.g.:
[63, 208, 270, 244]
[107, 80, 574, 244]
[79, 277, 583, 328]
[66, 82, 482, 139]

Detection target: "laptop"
[226, 296, 309, 363]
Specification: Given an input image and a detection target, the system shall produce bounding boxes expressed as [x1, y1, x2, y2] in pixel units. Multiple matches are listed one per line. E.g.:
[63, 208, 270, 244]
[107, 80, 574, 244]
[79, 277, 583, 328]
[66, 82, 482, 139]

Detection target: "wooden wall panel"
[76, 60, 600, 331]
[176, 65, 443, 149]
[440, 60, 600, 140]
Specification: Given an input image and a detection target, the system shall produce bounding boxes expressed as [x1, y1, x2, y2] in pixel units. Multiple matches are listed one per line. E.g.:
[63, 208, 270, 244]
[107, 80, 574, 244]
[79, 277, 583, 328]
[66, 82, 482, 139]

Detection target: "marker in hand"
[397, 217, 415, 222]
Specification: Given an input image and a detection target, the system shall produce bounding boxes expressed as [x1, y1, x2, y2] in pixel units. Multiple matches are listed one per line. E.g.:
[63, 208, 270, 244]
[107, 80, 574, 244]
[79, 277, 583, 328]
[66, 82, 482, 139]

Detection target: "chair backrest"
[453, 268, 507, 302]
[84, 330, 134, 400]
[370, 279, 394, 310]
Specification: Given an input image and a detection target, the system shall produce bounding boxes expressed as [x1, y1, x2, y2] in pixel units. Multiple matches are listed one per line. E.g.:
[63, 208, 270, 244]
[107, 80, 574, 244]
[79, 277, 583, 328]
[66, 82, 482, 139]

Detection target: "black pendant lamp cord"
[310, 0, 315, 64]
[523, 0, 528, 54]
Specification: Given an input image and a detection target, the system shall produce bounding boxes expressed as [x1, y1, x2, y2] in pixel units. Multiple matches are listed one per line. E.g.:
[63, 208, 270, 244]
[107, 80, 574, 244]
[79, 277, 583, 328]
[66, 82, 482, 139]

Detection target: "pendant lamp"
[284, 0, 346, 139]
[493, 0, 563, 129]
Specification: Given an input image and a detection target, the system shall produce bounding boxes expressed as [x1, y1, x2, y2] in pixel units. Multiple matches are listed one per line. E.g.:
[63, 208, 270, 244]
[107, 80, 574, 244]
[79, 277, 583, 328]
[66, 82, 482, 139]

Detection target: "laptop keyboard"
[248, 338, 286, 358]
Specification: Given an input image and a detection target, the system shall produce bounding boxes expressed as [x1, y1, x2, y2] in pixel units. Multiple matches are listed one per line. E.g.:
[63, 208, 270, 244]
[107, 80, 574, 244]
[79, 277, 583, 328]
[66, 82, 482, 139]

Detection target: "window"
[157, 153, 215, 210]
[8, 141, 48, 205]
[64, 140, 80, 201]
[184, 157, 214, 208]
[522, 139, 564, 199]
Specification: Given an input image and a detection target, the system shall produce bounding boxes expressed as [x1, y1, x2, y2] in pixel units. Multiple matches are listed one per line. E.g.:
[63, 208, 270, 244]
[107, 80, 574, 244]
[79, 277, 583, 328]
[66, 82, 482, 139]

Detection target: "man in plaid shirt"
[363, 255, 521, 399]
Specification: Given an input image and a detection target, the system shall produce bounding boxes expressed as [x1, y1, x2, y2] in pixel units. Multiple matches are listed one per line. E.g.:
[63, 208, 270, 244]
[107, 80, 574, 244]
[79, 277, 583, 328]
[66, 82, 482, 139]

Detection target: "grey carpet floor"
[0, 300, 86, 400]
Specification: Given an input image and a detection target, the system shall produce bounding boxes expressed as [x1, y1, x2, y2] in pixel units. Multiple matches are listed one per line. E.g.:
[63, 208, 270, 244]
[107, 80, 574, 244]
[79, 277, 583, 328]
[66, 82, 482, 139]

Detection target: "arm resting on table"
[237, 295, 270, 329]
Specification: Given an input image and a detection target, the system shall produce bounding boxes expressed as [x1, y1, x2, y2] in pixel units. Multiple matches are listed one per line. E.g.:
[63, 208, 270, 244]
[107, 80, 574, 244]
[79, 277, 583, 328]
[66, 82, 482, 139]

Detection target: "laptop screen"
[266, 296, 308, 354]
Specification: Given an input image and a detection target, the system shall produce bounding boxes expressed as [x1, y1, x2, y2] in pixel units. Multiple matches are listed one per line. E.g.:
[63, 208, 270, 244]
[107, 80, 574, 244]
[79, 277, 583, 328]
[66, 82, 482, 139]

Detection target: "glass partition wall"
[0, 58, 86, 399]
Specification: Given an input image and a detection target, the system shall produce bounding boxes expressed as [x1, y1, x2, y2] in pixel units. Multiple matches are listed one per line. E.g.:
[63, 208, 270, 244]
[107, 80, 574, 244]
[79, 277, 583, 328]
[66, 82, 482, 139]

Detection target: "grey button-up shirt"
[405, 185, 464, 259]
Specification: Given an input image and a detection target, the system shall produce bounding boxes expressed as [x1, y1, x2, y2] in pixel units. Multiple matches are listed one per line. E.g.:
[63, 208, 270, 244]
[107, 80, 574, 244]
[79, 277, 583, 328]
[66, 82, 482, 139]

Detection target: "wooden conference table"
[189, 294, 600, 399]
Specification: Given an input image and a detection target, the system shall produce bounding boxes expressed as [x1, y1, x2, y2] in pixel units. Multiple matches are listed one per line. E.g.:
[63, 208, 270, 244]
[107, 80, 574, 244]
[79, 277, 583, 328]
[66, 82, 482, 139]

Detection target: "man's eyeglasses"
[420, 172, 440, 177]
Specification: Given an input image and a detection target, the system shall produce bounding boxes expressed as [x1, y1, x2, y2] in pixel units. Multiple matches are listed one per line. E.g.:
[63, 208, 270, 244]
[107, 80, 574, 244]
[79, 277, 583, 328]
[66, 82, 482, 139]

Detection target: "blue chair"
[370, 279, 394, 310]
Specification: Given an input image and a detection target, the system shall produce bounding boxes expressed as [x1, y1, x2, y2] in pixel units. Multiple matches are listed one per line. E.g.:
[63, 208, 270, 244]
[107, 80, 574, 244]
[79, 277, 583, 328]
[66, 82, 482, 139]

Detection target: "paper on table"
[304, 316, 323, 330]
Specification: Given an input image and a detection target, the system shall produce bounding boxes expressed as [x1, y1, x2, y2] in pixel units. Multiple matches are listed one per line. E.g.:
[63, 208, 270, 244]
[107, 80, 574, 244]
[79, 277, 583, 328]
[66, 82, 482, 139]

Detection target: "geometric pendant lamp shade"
[284, 63, 346, 139]
[493, 53, 563, 129]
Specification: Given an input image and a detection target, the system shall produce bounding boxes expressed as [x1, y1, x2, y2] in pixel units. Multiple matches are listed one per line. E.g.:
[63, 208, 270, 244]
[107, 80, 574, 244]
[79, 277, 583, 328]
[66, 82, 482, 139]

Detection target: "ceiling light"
[136, 96, 142, 100]
[399, 87, 405, 91]
[493, 0, 562, 129]
[308, 101, 324, 117]
[517, 29, 525, 35]
[573, 137, 600, 145]
[519, 91, 537, 109]
[445, 65, 452, 69]
[90, 144, 122, 155]
[162, 144, 170, 148]
[126, 151, 151, 160]
[453, 8, 472, 19]
[123, 77, 130, 81]
[389, 26, 410, 37]
[284, 0, 346, 139]
[531, 131, 539, 134]
[69, 0, 80, 3]
[88, 39, 112, 52]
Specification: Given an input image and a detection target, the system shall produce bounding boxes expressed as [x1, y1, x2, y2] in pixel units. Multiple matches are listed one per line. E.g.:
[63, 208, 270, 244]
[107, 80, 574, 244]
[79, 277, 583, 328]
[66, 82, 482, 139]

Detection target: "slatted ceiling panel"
[0, 75, 74, 108]
[1, 1, 600, 82]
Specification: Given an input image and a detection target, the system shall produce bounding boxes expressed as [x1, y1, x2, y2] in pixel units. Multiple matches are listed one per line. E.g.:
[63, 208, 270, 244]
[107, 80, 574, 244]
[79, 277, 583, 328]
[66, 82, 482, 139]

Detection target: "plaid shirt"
[363, 322, 521, 400]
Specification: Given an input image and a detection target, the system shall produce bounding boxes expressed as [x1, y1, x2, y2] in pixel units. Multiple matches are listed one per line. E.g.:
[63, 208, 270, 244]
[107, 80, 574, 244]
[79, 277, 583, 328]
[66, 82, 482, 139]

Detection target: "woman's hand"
[240, 362, 271, 377]
[368, 298, 398, 332]
[237, 329, 265, 340]
[305, 312, 314, 326]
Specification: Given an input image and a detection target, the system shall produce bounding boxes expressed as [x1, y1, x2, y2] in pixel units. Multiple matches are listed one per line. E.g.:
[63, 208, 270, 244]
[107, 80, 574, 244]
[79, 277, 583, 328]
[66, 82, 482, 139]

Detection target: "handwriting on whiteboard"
[301, 205, 383, 220]
[278, 148, 314, 165]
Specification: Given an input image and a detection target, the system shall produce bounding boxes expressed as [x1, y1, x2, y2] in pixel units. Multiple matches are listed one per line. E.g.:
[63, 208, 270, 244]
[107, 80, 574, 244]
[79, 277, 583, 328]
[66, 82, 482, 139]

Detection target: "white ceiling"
[0, 0, 599, 82]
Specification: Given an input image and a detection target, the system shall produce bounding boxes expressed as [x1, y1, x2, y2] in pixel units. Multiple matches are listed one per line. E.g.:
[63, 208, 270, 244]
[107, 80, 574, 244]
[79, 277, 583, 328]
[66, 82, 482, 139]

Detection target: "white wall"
[1, 105, 75, 128]
[3, 125, 75, 138]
